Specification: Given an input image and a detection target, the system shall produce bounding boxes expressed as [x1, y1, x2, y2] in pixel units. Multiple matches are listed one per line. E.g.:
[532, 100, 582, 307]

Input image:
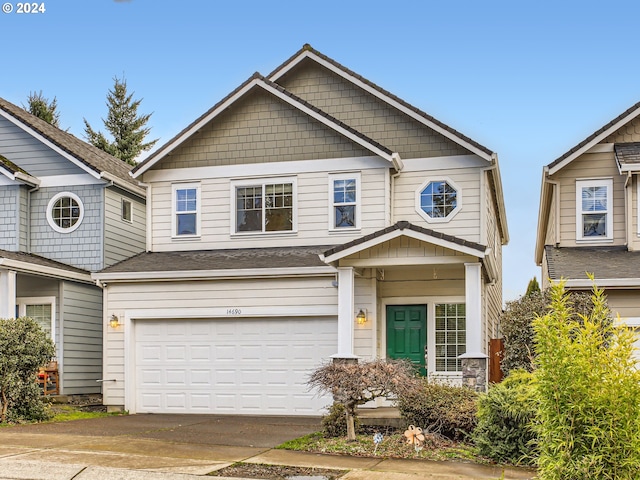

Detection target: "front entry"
[386, 305, 427, 376]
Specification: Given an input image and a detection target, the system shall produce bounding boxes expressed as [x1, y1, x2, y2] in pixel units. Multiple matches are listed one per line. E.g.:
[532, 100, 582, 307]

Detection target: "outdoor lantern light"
[109, 314, 120, 329]
[356, 309, 367, 325]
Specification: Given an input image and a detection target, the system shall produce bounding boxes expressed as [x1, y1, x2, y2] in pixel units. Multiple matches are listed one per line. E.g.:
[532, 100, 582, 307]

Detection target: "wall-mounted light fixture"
[109, 314, 120, 329]
[356, 309, 367, 325]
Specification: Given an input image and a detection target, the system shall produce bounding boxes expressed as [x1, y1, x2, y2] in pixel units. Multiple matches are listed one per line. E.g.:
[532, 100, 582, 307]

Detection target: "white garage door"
[134, 317, 337, 415]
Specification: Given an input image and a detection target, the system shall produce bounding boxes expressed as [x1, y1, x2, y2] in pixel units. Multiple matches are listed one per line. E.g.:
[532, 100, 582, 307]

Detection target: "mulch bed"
[209, 463, 347, 479]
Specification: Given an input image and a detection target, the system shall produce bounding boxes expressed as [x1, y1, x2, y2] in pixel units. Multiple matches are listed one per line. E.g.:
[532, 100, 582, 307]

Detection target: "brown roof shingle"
[545, 245, 640, 281]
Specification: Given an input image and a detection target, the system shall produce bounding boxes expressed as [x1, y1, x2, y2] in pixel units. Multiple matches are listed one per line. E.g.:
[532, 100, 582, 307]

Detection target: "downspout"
[625, 171, 633, 249]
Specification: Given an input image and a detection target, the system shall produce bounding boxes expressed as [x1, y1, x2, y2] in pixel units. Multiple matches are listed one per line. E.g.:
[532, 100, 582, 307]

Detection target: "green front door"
[386, 305, 427, 376]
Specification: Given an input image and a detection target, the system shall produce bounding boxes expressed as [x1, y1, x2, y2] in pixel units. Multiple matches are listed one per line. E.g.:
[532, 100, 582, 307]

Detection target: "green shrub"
[472, 370, 537, 465]
[0, 317, 55, 423]
[533, 281, 640, 479]
[321, 403, 361, 438]
[396, 380, 478, 441]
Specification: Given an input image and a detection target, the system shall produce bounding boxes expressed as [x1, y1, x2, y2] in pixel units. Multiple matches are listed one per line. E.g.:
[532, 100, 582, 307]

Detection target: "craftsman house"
[94, 45, 508, 415]
[0, 97, 146, 395]
[536, 100, 640, 348]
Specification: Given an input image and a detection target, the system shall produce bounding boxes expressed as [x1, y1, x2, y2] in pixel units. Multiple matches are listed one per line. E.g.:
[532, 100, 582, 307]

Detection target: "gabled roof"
[321, 221, 487, 263]
[132, 74, 399, 177]
[545, 245, 640, 288]
[0, 154, 39, 185]
[546, 100, 640, 175]
[269, 44, 495, 161]
[0, 97, 144, 197]
[0, 249, 92, 283]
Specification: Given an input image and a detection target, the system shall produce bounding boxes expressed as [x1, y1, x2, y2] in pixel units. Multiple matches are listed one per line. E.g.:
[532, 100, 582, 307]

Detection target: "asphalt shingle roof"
[0, 97, 138, 188]
[614, 142, 640, 166]
[545, 245, 640, 280]
[0, 249, 89, 275]
[99, 246, 336, 274]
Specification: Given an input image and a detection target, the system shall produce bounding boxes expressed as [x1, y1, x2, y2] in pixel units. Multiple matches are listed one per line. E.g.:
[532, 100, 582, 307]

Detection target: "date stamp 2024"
[2, 2, 46, 14]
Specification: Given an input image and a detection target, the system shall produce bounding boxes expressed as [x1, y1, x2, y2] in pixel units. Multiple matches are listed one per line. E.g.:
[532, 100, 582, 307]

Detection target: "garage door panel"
[135, 317, 336, 415]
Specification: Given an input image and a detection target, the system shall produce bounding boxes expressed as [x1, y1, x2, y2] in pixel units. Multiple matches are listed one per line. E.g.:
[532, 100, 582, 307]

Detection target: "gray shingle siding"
[30, 185, 104, 271]
[0, 185, 19, 251]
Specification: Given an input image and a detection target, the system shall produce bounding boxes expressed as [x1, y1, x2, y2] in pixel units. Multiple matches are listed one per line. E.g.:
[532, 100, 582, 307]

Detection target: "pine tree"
[525, 277, 540, 296]
[84, 76, 158, 165]
[25, 91, 61, 128]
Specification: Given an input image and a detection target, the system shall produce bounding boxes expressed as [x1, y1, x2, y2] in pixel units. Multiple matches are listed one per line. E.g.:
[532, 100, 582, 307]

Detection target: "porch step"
[357, 407, 404, 429]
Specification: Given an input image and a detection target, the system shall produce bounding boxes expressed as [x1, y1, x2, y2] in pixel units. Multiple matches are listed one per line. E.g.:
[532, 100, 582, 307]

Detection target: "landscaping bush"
[396, 380, 478, 441]
[321, 402, 360, 438]
[472, 370, 537, 465]
[533, 280, 640, 479]
[0, 317, 56, 423]
[501, 289, 605, 375]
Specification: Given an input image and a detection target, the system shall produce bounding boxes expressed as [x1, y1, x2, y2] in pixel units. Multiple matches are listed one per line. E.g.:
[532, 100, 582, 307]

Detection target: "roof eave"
[0, 258, 92, 284]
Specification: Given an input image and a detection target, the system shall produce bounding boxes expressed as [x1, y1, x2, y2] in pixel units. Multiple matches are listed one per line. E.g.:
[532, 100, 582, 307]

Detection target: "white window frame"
[16, 296, 56, 341]
[121, 198, 133, 223]
[230, 176, 297, 235]
[46, 192, 84, 234]
[171, 182, 201, 239]
[576, 178, 613, 242]
[415, 176, 462, 224]
[328, 172, 361, 231]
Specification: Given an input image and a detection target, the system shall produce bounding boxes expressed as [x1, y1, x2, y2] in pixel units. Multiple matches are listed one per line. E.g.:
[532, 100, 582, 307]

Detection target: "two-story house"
[94, 45, 508, 415]
[0, 97, 146, 395]
[536, 101, 640, 348]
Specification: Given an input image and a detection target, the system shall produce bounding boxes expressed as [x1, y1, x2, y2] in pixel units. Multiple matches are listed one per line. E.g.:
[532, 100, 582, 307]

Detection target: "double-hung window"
[172, 183, 200, 237]
[576, 179, 613, 241]
[434, 303, 466, 372]
[329, 173, 360, 230]
[233, 178, 295, 234]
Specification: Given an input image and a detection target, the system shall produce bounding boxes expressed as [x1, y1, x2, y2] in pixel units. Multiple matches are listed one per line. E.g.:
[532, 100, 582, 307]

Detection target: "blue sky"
[3, 0, 640, 301]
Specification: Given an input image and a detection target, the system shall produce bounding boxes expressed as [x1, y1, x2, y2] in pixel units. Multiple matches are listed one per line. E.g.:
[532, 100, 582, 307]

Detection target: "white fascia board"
[93, 265, 336, 283]
[260, 82, 394, 163]
[38, 174, 105, 187]
[270, 51, 493, 161]
[0, 258, 92, 284]
[321, 229, 485, 264]
[132, 78, 265, 178]
[402, 155, 489, 172]
[0, 109, 102, 180]
[100, 171, 146, 198]
[548, 108, 640, 175]
[563, 278, 640, 289]
[142, 156, 390, 183]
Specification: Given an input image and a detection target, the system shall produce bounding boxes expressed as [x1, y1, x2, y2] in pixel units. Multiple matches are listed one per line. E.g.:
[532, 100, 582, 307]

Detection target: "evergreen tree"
[24, 91, 61, 128]
[84, 76, 158, 165]
[525, 277, 540, 296]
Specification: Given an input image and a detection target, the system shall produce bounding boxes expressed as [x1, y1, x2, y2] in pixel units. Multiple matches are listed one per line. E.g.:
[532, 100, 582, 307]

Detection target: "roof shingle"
[545, 245, 640, 281]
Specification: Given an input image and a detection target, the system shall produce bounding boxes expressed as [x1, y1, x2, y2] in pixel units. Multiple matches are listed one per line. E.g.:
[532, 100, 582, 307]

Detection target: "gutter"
[99, 171, 146, 199]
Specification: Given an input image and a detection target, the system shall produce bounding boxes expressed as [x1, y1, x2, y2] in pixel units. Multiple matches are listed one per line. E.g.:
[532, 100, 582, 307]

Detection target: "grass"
[47, 404, 113, 423]
[277, 430, 487, 463]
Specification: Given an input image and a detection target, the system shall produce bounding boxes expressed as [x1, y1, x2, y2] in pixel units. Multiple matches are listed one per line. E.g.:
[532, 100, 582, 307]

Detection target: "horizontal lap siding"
[61, 281, 103, 394]
[554, 153, 625, 246]
[151, 167, 387, 250]
[104, 277, 338, 406]
[104, 188, 146, 267]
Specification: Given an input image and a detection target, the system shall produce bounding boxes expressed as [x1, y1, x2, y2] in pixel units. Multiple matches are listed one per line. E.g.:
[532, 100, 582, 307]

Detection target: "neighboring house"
[536, 101, 640, 351]
[0, 97, 146, 395]
[94, 45, 508, 415]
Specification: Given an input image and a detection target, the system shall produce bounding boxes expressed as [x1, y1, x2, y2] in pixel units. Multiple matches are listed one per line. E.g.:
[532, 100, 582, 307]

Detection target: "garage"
[133, 317, 337, 415]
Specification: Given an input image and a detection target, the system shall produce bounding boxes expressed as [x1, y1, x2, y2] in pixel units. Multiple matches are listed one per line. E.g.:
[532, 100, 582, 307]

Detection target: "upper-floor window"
[172, 183, 200, 237]
[415, 177, 462, 223]
[121, 199, 132, 223]
[576, 179, 612, 241]
[46, 192, 84, 234]
[329, 173, 361, 231]
[233, 178, 296, 234]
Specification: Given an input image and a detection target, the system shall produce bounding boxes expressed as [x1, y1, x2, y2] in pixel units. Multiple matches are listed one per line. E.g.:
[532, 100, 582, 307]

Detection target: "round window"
[46, 192, 84, 233]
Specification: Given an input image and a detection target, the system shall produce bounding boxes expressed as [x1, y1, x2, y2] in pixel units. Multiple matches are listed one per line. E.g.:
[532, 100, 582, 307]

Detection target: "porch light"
[356, 309, 367, 325]
[109, 314, 120, 329]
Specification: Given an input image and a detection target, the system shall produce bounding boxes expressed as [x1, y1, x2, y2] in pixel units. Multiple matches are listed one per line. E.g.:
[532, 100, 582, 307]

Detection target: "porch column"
[332, 266, 357, 359]
[0, 270, 17, 318]
[460, 262, 488, 391]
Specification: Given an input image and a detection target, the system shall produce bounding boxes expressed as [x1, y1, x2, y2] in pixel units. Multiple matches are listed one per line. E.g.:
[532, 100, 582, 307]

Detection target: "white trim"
[549, 109, 640, 175]
[46, 192, 85, 234]
[171, 182, 201, 239]
[230, 176, 297, 236]
[0, 109, 102, 180]
[142, 156, 389, 183]
[16, 296, 56, 341]
[415, 176, 462, 224]
[268, 50, 493, 161]
[575, 178, 613, 242]
[563, 278, 640, 288]
[460, 263, 486, 358]
[0, 259, 91, 283]
[620, 317, 640, 327]
[39, 174, 104, 188]
[338, 255, 477, 268]
[328, 172, 361, 231]
[334, 267, 356, 358]
[402, 155, 489, 172]
[93, 266, 336, 283]
[0, 270, 17, 318]
[121, 198, 133, 224]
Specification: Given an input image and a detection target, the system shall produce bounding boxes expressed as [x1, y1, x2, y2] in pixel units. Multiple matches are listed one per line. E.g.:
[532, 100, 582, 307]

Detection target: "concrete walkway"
[0, 414, 536, 480]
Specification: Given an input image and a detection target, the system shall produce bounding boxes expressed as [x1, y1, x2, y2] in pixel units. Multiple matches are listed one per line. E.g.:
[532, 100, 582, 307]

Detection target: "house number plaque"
[226, 308, 242, 315]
